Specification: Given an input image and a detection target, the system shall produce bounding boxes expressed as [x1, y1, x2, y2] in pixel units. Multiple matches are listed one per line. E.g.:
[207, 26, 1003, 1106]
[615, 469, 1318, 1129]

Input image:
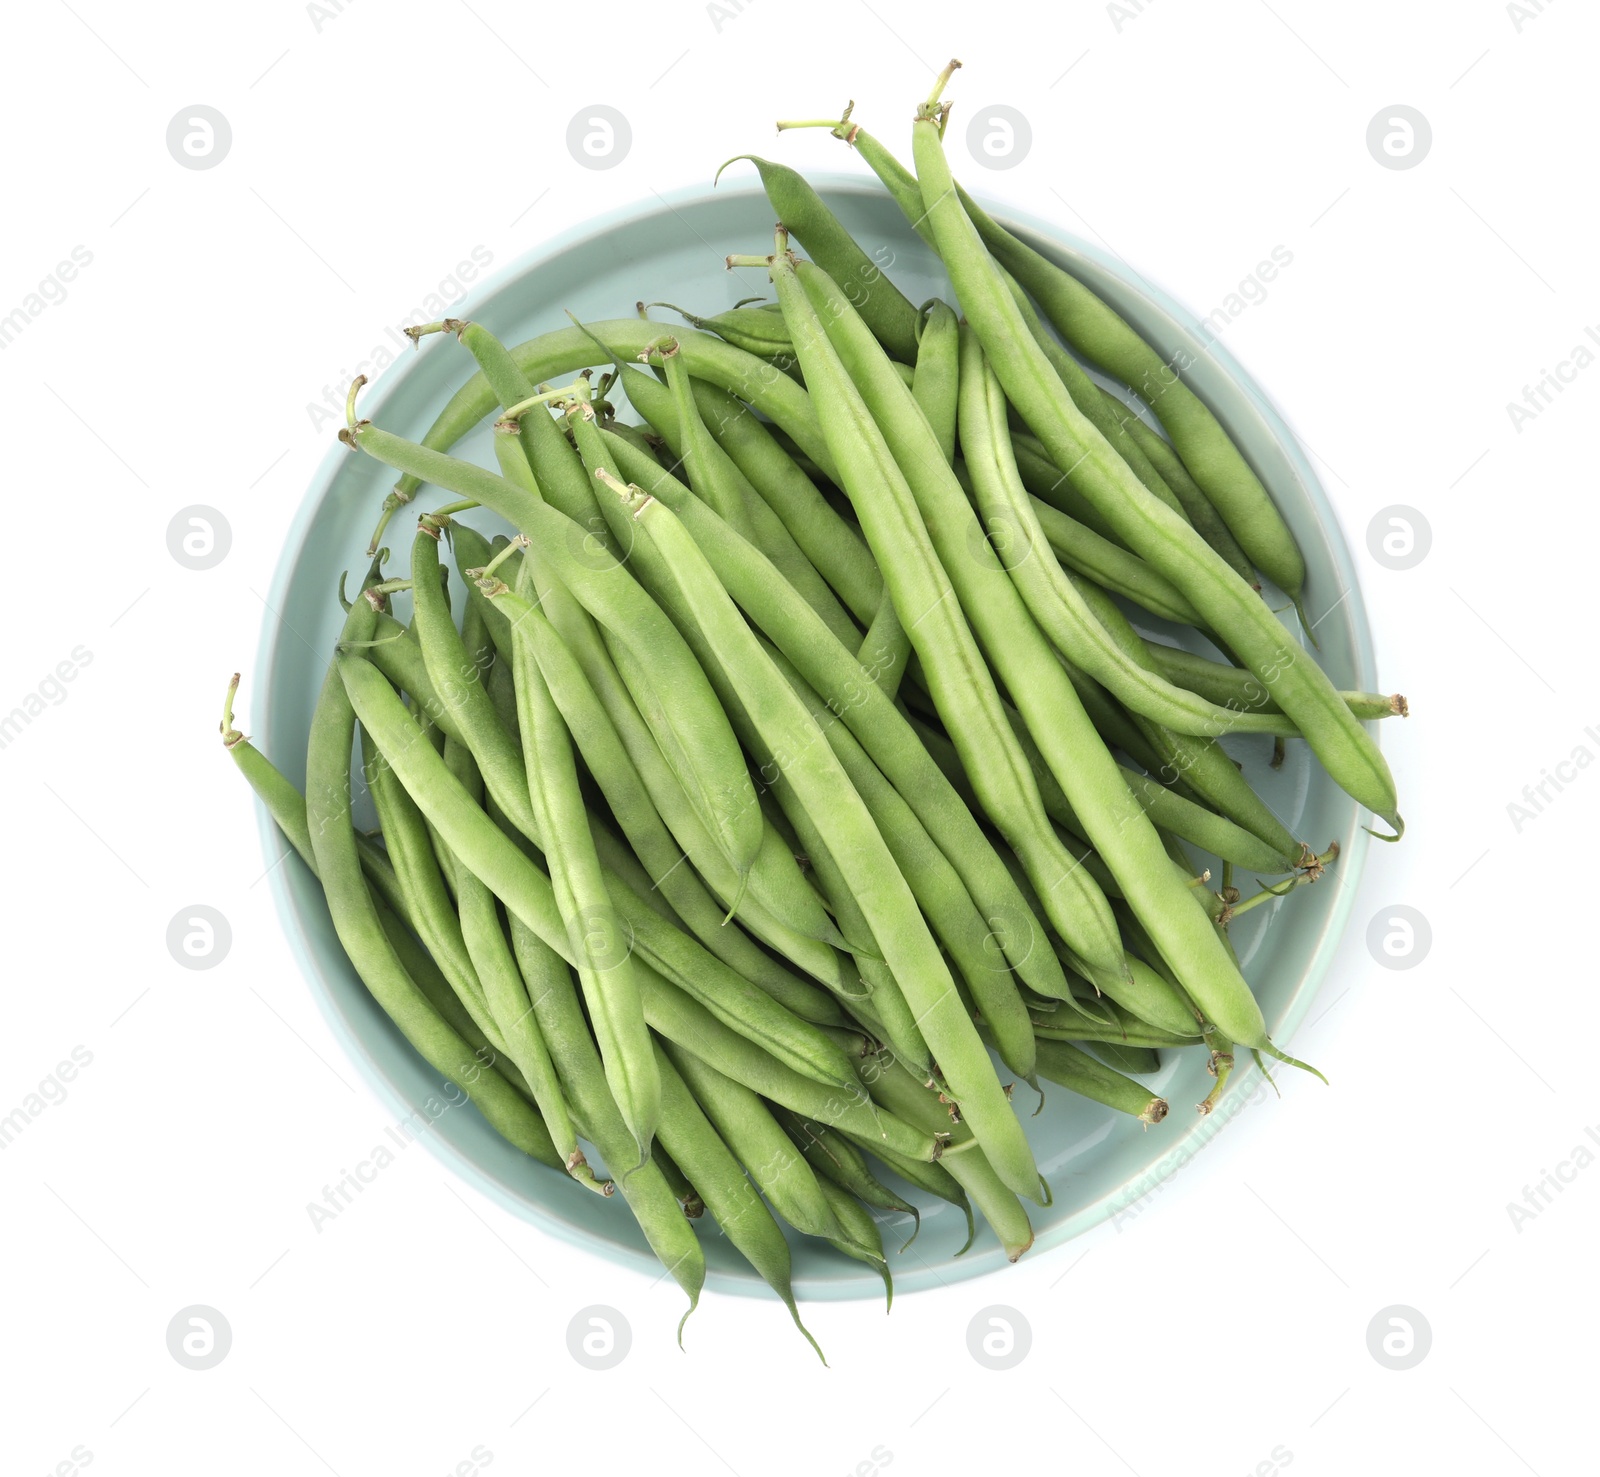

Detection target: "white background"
[2, 0, 1593, 1472]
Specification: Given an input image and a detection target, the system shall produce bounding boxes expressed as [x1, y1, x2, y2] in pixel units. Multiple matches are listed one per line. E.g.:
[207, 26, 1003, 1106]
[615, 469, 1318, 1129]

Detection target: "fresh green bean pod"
[1024, 494, 1203, 628]
[772, 645, 1036, 1081]
[1091, 1041, 1163, 1077]
[957, 327, 1302, 739]
[1143, 640, 1408, 723]
[719, 154, 922, 362]
[302, 568, 562, 1166]
[912, 96, 1397, 837]
[1028, 1038, 1170, 1125]
[912, 300, 960, 466]
[610, 472, 1041, 1199]
[1095, 388, 1257, 585]
[948, 183, 1306, 599]
[664, 1044, 845, 1243]
[782, 1111, 920, 1243]
[351, 421, 763, 877]
[817, 1178, 893, 1305]
[600, 430, 1075, 1009]
[762, 240, 1126, 997]
[504, 551, 659, 1160]
[652, 1043, 823, 1360]
[862, 1050, 1034, 1262]
[636, 966, 941, 1165]
[339, 652, 858, 1093]
[505, 918, 704, 1330]
[645, 299, 797, 366]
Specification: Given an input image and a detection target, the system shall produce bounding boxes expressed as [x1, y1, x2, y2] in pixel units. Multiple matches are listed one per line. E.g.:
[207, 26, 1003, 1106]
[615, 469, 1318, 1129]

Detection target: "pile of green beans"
[228, 64, 1407, 1348]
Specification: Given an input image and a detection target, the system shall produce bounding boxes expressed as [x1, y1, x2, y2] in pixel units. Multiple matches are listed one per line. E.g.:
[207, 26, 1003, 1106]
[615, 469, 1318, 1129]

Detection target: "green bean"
[754, 767, 933, 1073]
[1123, 701, 1305, 864]
[350, 419, 763, 876]
[1024, 494, 1203, 628]
[800, 113, 1197, 535]
[572, 341, 863, 650]
[603, 419, 667, 469]
[753, 239, 1127, 1001]
[501, 552, 659, 1160]
[505, 919, 704, 1329]
[636, 965, 941, 1164]
[652, 1144, 704, 1217]
[1142, 640, 1409, 723]
[783, 1112, 920, 1247]
[457, 515, 846, 968]
[392, 321, 837, 509]
[912, 300, 960, 466]
[663, 1044, 844, 1243]
[657, 336, 755, 535]
[1095, 388, 1256, 585]
[862, 1050, 1034, 1262]
[644, 299, 797, 369]
[383, 582, 846, 1013]
[941, 175, 1306, 601]
[589, 457, 927, 1063]
[1011, 434, 1128, 547]
[857, 590, 910, 696]
[221, 677, 550, 1124]
[600, 430, 1074, 1008]
[1116, 769, 1298, 875]
[450, 525, 842, 1022]
[997, 269, 1192, 521]
[1028, 1038, 1170, 1125]
[839, 1131, 975, 1251]
[339, 651, 858, 1092]
[652, 1043, 823, 1360]
[302, 568, 561, 1165]
[556, 403, 852, 957]
[608, 468, 1041, 1201]
[817, 1178, 892, 1305]
[772, 644, 1036, 1081]
[911, 87, 1399, 838]
[434, 735, 608, 1191]
[957, 327, 1301, 739]
[1031, 1014, 1199, 1048]
[360, 723, 499, 1055]
[1091, 1042, 1162, 1077]
[451, 319, 614, 552]
[719, 154, 921, 361]
[694, 389, 883, 622]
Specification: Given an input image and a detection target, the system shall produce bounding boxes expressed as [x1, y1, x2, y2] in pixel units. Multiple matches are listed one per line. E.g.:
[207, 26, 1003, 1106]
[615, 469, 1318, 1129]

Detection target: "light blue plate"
[256, 175, 1374, 1301]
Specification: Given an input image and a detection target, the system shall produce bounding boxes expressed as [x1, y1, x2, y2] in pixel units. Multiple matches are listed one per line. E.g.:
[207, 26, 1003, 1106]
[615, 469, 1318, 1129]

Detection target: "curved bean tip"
[1364, 814, 1405, 843]
[712, 153, 755, 187]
